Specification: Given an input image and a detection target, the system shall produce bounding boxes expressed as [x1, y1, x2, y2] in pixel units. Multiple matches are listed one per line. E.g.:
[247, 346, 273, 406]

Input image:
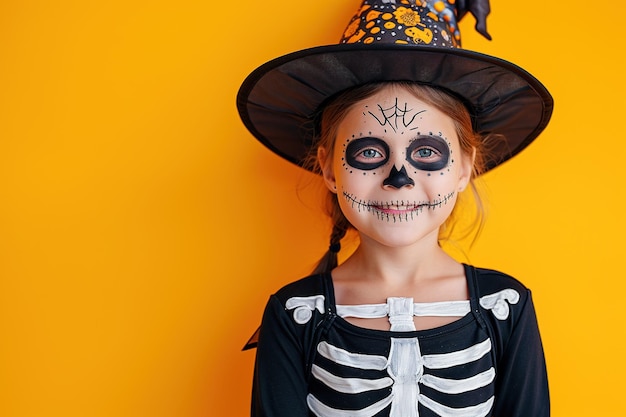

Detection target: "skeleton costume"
[237, 1, 553, 416]
[252, 265, 548, 416]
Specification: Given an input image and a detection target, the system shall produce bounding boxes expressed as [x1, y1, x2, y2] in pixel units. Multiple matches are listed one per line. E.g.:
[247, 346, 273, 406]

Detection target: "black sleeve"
[251, 295, 310, 417]
[491, 290, 550, 417]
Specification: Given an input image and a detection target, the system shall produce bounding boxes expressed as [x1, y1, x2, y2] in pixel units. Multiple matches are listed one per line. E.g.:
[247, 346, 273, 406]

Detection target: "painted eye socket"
[345, 137, 389, 170]
[406, 135, 450, 171]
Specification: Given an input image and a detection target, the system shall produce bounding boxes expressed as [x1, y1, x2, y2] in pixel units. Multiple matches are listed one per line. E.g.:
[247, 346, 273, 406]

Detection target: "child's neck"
[340, 233, 457, 286]
[331, 233, 468, 314]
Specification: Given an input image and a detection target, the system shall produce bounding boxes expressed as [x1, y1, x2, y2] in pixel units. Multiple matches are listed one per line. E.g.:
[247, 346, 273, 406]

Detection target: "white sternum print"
[388, 338, 423, 417]
[309, 337, 495, 417]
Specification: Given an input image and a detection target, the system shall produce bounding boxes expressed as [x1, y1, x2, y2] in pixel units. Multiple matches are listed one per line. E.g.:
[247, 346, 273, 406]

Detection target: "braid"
[311, 197, 351, 274]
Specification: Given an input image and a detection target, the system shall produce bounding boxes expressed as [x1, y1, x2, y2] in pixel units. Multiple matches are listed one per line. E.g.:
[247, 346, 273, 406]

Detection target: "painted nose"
[383, 165, 414, 189]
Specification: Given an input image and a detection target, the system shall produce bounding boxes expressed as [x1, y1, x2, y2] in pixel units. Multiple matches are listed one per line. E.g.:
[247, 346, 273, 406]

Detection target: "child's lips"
[373, 204, 422, 214]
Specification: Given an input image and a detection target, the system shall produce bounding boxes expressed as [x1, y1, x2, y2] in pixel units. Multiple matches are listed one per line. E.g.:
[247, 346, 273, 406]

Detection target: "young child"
[237, 1, 552, 416]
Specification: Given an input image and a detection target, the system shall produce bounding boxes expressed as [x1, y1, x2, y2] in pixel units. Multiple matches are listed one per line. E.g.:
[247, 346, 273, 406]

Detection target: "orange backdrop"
[1, 1, 624, 416]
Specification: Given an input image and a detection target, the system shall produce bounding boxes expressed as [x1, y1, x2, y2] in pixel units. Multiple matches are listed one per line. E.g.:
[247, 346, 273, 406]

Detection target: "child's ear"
[317, 146, 337, 194]
[458, 147, 475, 192]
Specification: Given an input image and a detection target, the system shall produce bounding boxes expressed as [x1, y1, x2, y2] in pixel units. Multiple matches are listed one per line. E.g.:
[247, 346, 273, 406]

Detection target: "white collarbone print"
[284, 290, 520, 417]
[479, 289, 520, 320]
[285, 295, 326, 324]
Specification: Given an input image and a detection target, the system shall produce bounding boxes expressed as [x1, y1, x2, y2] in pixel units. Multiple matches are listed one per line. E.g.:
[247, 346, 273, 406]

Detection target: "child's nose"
[382, 165, 414, 189]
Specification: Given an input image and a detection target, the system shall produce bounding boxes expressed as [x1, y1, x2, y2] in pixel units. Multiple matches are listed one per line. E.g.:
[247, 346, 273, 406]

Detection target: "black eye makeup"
[345, 137, 390, 170]
[406, 135, 450, 171]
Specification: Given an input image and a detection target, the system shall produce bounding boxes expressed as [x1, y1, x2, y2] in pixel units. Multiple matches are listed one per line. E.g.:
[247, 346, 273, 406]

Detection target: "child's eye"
[414, 148, 436, 159]
[345, 137, 389, 170]
[360, 148, 384, 159]
[406, 136, 450, 171]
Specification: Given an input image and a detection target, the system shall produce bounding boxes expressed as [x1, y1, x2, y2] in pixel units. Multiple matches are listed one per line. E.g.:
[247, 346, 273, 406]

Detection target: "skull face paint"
[322, 84, 473, 248]
[345, 134, 451, 173]
[383, 165, 415, 189]
[406, 135, 451, 171]
[345, 137, 390, 170]
[343, 191, 456, 223]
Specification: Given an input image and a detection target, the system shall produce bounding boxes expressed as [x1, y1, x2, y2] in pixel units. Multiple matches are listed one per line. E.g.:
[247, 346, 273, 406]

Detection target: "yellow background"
[1, 0, 624, 416]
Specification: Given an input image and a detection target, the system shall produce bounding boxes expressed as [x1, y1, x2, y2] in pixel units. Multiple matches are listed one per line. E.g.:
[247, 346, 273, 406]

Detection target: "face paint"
[342, 190, 456, 223]
[345, 137, 390, 170]
[328, 85, 472, 249]
[366, 97, 426, 133]
[406, 135, 451, 171]
[382, 165, 414, 188]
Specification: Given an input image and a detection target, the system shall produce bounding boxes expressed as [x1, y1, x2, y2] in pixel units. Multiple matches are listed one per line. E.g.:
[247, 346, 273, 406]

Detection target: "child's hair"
[304, 81, 490, 274]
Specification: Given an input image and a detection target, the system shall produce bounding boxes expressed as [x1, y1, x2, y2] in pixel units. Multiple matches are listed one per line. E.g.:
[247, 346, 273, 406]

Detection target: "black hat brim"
[237, 43, 553, 172]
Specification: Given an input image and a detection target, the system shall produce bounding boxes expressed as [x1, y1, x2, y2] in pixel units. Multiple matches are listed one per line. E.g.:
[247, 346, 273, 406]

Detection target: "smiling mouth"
[372, 203, 424, 215]
[342, 191, 455, 222]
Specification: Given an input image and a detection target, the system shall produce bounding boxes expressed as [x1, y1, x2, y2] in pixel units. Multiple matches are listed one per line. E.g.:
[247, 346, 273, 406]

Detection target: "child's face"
[320, 85, 473, 248]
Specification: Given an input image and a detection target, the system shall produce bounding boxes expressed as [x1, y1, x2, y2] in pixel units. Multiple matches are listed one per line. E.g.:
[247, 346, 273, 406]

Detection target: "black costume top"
[252, 264, 549, 417]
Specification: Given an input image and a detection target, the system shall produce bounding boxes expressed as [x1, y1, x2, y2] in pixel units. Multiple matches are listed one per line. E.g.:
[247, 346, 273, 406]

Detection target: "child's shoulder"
[470, 265, 531, 296]
[272, 273, 330, 302]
